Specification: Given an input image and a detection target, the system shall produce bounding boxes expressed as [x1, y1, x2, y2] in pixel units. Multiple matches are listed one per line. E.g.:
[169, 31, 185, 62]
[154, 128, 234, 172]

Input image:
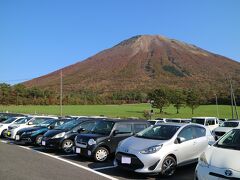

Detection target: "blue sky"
[0, 0, 239, 84]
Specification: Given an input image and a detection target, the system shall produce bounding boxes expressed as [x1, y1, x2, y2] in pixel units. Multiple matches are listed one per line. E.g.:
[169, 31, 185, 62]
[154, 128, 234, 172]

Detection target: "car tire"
[94, 147, 109, 162]
[62, 139, 74, 153]
[1, 129, 7, 138]
[35, 135, 43, 146]
[160, 156, 177, 177]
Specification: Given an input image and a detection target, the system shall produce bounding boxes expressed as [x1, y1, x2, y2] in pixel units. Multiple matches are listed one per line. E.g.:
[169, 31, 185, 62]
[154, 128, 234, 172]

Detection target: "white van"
[191, 117, 219, 131]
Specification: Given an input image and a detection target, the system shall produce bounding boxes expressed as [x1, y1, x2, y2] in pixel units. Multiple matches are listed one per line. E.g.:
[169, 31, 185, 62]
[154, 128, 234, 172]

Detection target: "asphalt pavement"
[0, 140, 196, 180]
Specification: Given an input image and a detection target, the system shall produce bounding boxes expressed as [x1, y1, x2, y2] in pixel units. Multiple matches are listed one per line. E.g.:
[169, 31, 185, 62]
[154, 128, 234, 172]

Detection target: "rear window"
[191, 118, 205, 125]
[148, 121, 156, 125]
[220, 122, 239, 127]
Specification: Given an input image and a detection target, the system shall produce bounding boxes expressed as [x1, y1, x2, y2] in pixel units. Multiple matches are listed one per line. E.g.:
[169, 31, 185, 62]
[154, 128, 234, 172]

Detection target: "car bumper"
[195, 163, 240, 180]
[114, 150, 163, 173]
[74, 144, 97, 157]
[15, 134, 35, 144]
[41, 137, 63, 149]
[6, 129, 18, 139]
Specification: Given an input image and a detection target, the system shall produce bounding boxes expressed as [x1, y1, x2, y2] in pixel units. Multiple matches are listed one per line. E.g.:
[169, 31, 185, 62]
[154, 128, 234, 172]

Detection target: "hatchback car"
[115, 123, 214, 177]
[15, 118, 69, 145]
[75, 119, 150, 162]
[41, 118, 97, 153]
[212, 120, 240, 140]
[0, 116, 26, 137]
[195, 128, 240, 179]
[191, 117, 219, 131]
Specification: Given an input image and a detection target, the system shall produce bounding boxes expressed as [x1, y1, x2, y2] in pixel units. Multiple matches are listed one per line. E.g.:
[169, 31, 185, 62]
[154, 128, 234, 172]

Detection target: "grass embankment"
[0, 104, 239, 119]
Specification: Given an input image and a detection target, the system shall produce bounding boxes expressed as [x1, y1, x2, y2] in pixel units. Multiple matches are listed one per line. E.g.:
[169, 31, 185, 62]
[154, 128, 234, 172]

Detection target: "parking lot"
[0, 139, 195, 180]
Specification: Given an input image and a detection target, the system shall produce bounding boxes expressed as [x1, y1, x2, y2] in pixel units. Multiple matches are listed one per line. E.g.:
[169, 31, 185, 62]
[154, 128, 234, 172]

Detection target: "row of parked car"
[0, 112, 239, 179]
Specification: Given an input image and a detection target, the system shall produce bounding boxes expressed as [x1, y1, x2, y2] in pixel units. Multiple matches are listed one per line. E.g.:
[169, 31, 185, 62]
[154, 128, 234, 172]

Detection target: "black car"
[15, 118, 70, 145]
[41, 118, 98, 153]
[74, 119, 150, 162]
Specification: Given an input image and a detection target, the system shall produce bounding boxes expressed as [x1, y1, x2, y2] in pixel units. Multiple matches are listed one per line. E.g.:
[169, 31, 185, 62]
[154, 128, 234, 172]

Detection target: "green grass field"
[0, 104, 239, 119]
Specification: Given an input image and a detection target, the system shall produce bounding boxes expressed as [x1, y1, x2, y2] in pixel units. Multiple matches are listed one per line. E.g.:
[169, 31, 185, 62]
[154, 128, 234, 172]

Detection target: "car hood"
[206, 146, 240, 171]
[18, 126, 46, 133]
[119, 136, 168, 151]
[43, 129, 66, 137]
[77, 133, 105, 139]
[214, 127, 233, 133]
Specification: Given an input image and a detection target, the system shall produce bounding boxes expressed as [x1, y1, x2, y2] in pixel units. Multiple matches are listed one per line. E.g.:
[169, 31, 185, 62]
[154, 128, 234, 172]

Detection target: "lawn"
[0, 104, 239, 119]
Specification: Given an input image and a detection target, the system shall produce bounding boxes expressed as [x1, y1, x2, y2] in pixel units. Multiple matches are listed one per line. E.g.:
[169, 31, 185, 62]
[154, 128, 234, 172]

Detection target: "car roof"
[224, 120, 240, 122]
[155, 123, 206, 128]
[192, 117, 217, 119]
[93, 118, 148, 123]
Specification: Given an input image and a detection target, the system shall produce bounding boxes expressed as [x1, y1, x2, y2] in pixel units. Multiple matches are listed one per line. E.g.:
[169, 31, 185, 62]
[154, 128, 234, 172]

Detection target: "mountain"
[24, 35, 240, 93]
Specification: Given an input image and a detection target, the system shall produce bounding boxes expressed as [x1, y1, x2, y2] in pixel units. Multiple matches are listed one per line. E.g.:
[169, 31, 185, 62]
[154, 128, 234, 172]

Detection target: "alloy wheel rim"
[36, 136, 43, 144]
[96, 149, 107, 161]
[162, 158, 176, 176]
[63, 141, 73, 152]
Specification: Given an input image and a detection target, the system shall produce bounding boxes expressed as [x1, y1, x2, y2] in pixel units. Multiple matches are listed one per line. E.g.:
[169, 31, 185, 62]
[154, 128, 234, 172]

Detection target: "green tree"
[171, 89, 186, 114]
[148, 88, 170, 114]
[186, 89, 201, 114]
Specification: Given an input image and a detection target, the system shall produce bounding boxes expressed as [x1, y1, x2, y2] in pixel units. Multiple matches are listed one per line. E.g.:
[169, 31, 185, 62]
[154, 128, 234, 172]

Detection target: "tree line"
[0, 83, 239, 107]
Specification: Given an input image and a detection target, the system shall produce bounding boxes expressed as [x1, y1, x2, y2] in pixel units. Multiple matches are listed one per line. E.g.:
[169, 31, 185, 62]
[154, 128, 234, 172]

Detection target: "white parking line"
[18, 146, 119, 180]
[58, 154, 78, 157]
[93, 165, 117, 171]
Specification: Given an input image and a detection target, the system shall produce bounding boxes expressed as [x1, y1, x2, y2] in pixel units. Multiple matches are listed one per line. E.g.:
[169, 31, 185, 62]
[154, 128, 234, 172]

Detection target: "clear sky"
[0, 0, 239, 84]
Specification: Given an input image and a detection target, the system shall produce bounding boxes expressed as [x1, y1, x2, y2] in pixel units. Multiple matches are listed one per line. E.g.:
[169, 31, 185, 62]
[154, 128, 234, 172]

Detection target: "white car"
[7, 116, 58, 140]
[212, 120, 240, 140]
[115, 123, 214, 177]
[191, 117, 219, 131]
[195, 128, 240, 179]
[0, 116, 26, 137]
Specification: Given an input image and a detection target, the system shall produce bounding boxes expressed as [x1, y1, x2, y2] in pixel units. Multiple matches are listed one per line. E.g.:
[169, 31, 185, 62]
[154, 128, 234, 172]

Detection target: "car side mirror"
[176, 137, 186, 144]
[113, 130, 119, 136]
[49, 125, 54, 129]
[28, 122, 33, 125]
[208, 141, 215, 146]
[77, 128, 85, 134]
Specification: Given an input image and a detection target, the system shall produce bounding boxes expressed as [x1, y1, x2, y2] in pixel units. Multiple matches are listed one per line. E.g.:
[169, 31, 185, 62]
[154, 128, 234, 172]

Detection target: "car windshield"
[84, 121, 115, 136]
[215, 129, 240, 150]
[29, 118, 50, 125]
[135, 125, 180, 140]
[2, 117, 18, 124]
[191, 118, 205, 125]
[38, 119, 56, 127]
[220, 121, 239, 127]
[55, 119, 81, 130]
[14, 117, 32, 124]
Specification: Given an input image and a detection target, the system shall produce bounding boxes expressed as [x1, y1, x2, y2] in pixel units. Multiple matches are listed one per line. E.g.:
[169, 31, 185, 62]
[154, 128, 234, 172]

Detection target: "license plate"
[42, 141, 46, 146]
[7, 131, 11, 136]
[15, 135, 20, 140]
[76, 148, 81, 154]
[121, 156, 131, 164]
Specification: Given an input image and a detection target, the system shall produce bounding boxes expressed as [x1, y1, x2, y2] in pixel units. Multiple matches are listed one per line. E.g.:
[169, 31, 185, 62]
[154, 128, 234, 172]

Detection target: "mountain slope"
[24, 35, 240, 93]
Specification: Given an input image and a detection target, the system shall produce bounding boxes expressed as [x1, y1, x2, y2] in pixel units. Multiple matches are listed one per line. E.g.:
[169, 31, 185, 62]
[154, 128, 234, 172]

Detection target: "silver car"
[114, 123, 214, 177]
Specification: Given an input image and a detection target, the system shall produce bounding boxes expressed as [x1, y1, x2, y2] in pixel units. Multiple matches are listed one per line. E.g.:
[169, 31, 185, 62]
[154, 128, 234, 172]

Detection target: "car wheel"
[62, 139, 74, 153]
[1, 129, 7, 138]
[160, 156, 177, 177]
[35, 135, 43, 145]
[94, 147, 109, 162]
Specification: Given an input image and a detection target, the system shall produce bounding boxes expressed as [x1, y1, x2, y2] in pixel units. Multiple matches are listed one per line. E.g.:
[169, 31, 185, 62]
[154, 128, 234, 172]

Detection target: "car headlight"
[12, 125, 19, 129]
[199, 152, 209, 167]
[52, 132, 66, 139]
[26, 131, 35, 135]
[140, 144, 163, 154]
[88, 139, 96, 146]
